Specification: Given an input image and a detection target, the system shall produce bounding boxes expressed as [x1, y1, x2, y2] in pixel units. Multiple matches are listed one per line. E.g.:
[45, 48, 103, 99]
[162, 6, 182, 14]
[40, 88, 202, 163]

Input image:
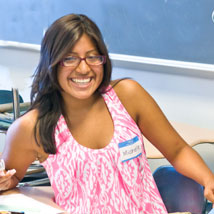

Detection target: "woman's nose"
[75, 59, 91, 74]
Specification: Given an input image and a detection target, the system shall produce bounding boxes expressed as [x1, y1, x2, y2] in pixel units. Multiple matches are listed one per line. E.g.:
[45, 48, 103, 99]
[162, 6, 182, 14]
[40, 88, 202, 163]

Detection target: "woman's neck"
[62, 91, 101, 118]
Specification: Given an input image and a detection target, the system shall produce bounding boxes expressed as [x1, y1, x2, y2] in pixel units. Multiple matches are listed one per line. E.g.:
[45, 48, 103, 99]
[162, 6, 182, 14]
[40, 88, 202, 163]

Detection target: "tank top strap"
[102, 85, 143, 138]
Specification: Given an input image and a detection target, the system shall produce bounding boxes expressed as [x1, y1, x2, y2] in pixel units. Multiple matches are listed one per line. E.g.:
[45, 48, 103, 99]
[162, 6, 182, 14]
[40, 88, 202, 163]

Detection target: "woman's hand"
[203, 175, 214, 204]
[0, 168, 16, 192]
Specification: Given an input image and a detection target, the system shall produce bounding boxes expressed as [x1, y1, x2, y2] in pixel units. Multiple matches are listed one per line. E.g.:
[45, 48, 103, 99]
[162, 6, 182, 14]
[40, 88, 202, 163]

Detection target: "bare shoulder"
[7, 109, 38, 136]
[6, 109, 39, 151]
[111, 78, 146, 96]
[111, 78, 150, 105]
[110, 79, 151, 121]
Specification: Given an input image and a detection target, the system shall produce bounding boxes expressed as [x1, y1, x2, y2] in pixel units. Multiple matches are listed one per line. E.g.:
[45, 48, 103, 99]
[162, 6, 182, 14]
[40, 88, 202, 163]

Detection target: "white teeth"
[72, 78, 91, 83]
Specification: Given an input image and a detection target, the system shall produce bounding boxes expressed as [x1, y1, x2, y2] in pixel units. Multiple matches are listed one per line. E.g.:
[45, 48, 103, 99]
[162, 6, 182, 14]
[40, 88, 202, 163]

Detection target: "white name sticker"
[118, 136, 142, 163]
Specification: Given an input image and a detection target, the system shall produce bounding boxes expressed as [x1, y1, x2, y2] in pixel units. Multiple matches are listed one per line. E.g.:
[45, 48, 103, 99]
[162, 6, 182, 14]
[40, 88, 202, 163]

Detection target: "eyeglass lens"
[62, 56, 105, 67]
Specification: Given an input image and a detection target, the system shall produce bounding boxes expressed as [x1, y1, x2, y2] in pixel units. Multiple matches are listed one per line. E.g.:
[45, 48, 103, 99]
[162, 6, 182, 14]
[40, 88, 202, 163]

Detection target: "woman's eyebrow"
[68, 49, 99, 55]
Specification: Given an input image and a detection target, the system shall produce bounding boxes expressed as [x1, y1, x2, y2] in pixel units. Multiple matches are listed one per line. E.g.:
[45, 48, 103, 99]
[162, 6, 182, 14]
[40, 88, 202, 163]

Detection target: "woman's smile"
[69, 77, 93, 89]
[71, 78, 91, 84]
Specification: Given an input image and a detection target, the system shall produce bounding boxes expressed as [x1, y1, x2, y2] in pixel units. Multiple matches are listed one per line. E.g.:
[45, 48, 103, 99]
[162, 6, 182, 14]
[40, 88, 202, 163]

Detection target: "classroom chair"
[153, 165, 206, 214]
[0, 88, 24, 132]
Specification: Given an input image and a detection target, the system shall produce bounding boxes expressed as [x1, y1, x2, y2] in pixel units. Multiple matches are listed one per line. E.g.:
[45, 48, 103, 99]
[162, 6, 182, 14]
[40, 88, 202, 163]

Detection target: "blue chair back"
[153, 165, 206, 214]
[0, 89, 23, 104]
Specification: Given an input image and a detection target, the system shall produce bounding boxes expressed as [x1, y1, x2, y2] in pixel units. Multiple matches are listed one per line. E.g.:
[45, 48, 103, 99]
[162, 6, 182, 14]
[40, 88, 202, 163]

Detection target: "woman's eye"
[88, 56, 98, 59]
[64, 56, 77, 62]
[87, 56, 101, 61]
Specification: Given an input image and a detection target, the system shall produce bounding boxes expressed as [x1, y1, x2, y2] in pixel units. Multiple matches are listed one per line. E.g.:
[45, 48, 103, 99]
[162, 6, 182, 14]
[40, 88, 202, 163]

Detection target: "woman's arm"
[114, 79, 214, 203]
[0, 110, 39, 191]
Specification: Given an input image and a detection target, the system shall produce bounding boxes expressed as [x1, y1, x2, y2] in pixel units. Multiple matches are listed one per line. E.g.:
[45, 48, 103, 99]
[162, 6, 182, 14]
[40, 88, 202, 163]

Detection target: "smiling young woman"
[0, 14, 214, 214]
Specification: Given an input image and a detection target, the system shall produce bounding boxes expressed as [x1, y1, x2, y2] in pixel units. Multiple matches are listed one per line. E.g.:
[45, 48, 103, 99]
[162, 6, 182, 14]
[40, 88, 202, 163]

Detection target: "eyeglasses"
[60, 55, 106, 67]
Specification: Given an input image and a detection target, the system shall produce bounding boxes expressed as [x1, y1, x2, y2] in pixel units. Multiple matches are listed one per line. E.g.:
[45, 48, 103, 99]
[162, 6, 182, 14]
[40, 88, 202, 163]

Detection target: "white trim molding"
[110, 53, 214, 79]
[0, 40, 40, 52]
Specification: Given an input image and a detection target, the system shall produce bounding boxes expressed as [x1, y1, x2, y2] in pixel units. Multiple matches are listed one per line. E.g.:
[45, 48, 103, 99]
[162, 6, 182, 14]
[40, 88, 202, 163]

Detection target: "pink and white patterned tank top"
[42, 86, 167, 214]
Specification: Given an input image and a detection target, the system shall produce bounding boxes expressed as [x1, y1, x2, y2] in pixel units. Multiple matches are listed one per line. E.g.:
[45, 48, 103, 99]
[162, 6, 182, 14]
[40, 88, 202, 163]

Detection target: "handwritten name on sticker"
[118, 136, 142, 162]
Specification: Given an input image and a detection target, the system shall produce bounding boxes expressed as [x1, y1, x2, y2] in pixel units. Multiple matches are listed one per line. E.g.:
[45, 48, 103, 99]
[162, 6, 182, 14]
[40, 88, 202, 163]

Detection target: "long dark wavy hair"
[30, 14, 112, 154]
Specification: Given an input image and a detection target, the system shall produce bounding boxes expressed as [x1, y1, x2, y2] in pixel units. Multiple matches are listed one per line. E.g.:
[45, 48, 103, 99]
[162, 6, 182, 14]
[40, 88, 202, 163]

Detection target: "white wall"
[0, 47, 39, 102]
[112, 67, 214, 130]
